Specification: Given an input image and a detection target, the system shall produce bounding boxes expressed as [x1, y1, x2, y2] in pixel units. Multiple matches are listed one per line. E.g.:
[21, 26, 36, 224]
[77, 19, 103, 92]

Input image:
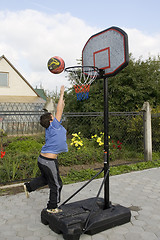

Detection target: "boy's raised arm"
[55, 85, 65, 122]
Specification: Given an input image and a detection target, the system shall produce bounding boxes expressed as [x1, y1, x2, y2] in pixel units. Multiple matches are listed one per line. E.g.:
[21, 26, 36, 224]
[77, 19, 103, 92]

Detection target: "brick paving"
[0, 168, 160, 240]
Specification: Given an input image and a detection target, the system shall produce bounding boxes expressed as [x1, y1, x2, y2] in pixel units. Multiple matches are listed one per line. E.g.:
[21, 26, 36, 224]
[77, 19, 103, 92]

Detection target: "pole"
[104, 77, 110, 209]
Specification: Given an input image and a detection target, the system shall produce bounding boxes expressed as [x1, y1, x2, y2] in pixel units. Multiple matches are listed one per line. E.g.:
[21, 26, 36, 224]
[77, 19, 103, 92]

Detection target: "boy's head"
[40, 112, 53, 128]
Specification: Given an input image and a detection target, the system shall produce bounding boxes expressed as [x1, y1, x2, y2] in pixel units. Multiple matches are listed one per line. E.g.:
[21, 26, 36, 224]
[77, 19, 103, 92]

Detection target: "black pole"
[104, 77, 110, 209]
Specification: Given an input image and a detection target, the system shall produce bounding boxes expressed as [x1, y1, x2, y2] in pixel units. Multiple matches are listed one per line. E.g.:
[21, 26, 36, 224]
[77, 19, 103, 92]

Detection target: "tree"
[108, 55, 160, 111]
[64, 54, 160, 112]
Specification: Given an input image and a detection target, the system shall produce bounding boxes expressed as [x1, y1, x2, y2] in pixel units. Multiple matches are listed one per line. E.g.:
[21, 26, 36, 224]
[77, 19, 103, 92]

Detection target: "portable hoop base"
[41, 197, 131, 240]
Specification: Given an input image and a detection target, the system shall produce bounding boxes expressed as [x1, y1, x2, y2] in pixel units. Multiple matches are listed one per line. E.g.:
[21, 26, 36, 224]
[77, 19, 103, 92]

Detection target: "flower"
[97, 137, 101, 143]
[91, 132, 123, 160]
[70, 132, 83, 150]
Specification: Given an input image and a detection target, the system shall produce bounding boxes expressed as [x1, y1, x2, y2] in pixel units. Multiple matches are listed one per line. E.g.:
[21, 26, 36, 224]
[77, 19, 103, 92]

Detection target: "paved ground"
[0, 168, 160, 240]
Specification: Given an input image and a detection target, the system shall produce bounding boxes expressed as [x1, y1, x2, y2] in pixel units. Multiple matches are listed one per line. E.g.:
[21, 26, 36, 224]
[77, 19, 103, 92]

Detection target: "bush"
[0, 133, 145, 183]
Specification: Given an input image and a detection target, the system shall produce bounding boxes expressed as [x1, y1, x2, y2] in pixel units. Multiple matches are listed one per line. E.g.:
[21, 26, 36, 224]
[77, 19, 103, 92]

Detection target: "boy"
[24, 85, 68, 214]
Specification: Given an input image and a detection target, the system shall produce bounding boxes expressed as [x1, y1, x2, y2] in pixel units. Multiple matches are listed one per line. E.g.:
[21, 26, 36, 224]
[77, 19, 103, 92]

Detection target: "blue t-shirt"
[41, 118, 68, 154]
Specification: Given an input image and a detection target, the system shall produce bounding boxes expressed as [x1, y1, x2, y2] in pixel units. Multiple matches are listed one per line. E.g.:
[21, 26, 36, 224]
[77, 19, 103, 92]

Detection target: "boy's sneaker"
[47, 208, 62, 214]
[23, 183, 29, 198]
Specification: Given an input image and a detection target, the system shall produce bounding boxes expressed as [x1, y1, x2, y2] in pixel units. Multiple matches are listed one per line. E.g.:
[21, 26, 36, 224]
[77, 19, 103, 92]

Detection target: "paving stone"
[24, 236, 40, 240]
[0, 168, 160, 240]
[140, 231, 158, 240]
[17, 230, 34, 238]
[1, 237, 23, 240]
[41, 236, 62, 240]
[33, 228, 50, 237]
[91, 233, 109, 240]
[124, 232, 143, 240]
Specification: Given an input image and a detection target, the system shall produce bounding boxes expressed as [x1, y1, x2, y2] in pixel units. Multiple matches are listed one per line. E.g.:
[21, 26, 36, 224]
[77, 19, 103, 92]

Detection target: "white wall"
[0, 57, 37, 97]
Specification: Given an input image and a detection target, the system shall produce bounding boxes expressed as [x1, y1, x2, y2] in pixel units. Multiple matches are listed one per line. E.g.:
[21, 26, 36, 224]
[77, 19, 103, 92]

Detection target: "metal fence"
[62, 112, 159, 159]
[63, 112, 144, 156]
[151, 113, 160, 152]
[0, 111, 159, 158]
[0, 111, 45, 135]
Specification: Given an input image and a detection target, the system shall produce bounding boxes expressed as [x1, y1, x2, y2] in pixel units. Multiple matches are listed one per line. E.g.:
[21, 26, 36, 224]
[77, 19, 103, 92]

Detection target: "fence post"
[142, 102, 152, 161]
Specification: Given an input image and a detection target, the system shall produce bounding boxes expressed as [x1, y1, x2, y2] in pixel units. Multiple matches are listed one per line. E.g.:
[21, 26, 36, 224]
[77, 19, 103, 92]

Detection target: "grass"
[61, 160, 160, 184]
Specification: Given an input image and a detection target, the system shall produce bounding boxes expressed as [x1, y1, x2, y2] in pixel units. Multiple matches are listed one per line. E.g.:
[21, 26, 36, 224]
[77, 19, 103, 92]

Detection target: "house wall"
[0, 58, 37, 97]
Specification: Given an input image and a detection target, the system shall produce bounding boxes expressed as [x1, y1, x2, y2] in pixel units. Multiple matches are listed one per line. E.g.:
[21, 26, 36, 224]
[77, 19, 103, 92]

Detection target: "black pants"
[27, 155, 63, 209]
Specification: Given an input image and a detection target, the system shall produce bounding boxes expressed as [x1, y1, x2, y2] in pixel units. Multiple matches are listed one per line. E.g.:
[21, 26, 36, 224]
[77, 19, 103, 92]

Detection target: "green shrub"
[0, 134, 159, 184]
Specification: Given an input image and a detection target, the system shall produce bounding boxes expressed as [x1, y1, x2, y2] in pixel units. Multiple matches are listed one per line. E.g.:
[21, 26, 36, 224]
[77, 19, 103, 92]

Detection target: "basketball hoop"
[65, 66, 100, 101]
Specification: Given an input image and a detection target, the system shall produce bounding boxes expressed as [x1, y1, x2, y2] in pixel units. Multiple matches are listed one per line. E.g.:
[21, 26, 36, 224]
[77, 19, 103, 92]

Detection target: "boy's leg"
[25, 159, 48, 193]
[38, 156, 62, 210]
[26, 175, 48, 192]
[47, 160, 63, 209]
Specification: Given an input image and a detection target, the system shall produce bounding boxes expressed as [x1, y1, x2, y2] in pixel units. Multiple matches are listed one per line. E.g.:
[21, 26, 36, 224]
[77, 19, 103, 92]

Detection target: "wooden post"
[142, 102, 152, 161]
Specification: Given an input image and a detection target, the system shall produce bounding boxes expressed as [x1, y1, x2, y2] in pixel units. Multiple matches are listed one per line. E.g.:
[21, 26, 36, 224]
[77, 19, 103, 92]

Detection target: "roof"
[34, 88, 47, 101]
[0, 55, 43, 99]
[0, 96, 46, 104]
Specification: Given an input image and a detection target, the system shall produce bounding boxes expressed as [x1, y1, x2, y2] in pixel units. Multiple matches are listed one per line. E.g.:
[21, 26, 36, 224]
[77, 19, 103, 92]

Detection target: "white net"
[65, 66, 99, 86]
[65, 66, 100, 101]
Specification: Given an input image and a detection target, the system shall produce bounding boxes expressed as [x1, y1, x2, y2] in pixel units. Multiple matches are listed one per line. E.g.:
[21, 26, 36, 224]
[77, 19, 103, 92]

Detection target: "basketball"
[47, 56, 65, 74]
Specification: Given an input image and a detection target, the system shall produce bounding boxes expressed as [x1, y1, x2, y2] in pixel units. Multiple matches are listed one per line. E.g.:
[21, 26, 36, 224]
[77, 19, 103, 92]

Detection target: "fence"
[0, 111, 45, 135]
[152, 113, 160, 153]
[0, 110, 159, 159]
[63, 111, 160, 160]
[63, 112, 144, 160]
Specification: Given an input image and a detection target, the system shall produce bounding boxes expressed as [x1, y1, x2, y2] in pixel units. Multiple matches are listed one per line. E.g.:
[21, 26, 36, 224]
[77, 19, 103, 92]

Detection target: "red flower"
[118, 145, 122, 150]
[1, 151, 5, 158]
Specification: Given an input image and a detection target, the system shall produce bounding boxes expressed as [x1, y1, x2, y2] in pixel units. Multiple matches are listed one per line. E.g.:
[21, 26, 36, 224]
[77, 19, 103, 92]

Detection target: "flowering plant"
[91, 132, 123, 160]
[91, 132, 109, 147]
[70, 132, 83, 150]
[110, 140, 122, 160]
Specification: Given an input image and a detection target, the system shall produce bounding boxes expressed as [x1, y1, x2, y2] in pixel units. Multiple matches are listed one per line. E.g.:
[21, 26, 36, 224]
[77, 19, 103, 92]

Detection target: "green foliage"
[61, 160, 160, 184]
[64, 55, 160, 151]
[152, 107, 160, 152]
[0, 136, 43, 183]
[61, 168, 100, 184]
[0, 134, 159, 184]
[65, 55, 160, 112]
[108, 55, 160, 111]
[110, 160, 160, 176]
[6, 136, 43, 154]
[59, 141, 103, 166]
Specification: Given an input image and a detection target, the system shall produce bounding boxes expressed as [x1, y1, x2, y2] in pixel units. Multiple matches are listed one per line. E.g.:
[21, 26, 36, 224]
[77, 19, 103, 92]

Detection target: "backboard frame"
[82, 26, 129, 78]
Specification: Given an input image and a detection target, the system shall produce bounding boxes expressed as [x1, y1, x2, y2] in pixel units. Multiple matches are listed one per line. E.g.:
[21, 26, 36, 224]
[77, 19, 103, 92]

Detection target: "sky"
[0, 0, 160, 93]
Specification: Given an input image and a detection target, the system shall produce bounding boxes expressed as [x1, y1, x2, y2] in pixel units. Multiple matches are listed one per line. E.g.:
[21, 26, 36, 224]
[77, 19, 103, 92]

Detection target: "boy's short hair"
[40, 112, 52, 129]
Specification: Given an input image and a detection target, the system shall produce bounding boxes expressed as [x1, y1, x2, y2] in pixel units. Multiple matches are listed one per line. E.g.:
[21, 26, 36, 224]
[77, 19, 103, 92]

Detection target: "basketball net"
[65, 66, 99, 101]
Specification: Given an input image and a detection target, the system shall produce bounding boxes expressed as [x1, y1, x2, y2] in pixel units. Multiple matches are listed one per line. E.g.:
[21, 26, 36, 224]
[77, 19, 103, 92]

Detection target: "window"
[0, 72, 8, 87]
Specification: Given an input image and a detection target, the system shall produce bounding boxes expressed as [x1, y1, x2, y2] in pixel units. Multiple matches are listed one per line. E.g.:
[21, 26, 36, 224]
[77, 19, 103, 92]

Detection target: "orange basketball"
[47, 56, 65, 74]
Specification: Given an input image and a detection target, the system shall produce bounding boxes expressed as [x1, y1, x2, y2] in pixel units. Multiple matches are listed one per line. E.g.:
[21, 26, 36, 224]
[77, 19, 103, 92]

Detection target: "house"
[0, 55, 46, 135]
[0, 55, 46, 106]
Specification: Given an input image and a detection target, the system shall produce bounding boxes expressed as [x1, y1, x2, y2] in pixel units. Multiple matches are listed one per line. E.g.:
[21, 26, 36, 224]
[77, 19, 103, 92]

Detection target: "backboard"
[82, 26, 129, 78]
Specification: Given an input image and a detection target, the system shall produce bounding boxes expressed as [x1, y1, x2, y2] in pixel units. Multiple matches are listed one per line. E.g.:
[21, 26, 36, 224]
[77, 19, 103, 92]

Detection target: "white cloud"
[0, 10, 160, 92]
[0, 9, 99, 91]
[125, 28, 160, 59]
